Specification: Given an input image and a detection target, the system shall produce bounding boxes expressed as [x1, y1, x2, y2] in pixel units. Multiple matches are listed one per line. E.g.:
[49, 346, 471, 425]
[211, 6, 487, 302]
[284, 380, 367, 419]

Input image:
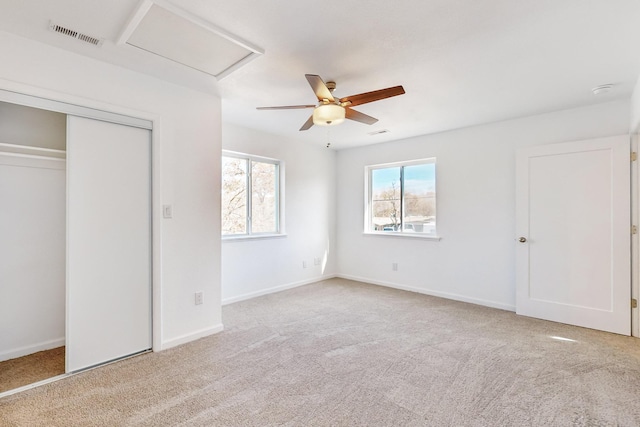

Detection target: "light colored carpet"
[0, 347, 65, 393]
[2, 278, 640, 426]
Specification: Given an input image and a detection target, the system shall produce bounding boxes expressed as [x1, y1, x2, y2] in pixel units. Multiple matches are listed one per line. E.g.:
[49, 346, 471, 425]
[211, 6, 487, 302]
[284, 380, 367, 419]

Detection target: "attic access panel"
[118, 0, 263, 80]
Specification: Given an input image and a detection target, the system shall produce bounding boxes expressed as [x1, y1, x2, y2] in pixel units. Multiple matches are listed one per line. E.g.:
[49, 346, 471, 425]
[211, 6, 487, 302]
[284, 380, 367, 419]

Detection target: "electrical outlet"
[392, 263, 398, 271]
[303, 261, 307, 269]
[195, 292, 203, 305]
[314, 257, 321, 266]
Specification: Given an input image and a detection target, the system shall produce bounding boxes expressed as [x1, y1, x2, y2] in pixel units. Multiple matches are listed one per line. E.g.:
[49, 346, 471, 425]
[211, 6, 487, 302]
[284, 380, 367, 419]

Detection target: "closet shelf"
[0, 142, 65, 159]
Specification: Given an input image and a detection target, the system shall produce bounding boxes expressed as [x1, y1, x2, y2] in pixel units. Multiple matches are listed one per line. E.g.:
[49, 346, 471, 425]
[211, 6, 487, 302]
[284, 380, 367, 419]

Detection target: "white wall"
[336, 100, 631, 310]
[221, 123, 337, 303]
[0, 155, 65, 361]
[0, 31, 222, 350]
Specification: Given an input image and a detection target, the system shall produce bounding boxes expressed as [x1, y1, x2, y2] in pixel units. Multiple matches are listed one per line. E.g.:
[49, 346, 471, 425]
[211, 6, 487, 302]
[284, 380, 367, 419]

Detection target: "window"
[365, 158, 436, 236]
[222, 151, 282, 237]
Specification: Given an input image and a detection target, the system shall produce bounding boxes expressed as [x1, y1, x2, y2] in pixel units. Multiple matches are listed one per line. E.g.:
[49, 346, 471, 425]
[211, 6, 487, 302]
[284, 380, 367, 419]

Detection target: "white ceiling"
[1, 0, 639, 149]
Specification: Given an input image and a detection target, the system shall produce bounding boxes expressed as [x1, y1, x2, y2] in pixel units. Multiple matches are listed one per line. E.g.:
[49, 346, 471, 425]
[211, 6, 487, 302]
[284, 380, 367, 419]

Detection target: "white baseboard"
[0, 337, 65, 362]
[222, 274, 338, 305]
[337, 274, 516, 312]
[161, 324, 224, 351]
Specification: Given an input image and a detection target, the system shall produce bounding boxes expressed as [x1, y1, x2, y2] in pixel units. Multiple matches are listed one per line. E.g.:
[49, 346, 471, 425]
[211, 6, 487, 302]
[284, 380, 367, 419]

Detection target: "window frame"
[364, 157, 439, 240]
[222, 150, 285, 240]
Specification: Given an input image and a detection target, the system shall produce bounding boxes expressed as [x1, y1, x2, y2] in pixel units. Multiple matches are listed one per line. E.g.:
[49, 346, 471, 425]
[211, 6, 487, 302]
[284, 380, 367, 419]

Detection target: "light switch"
[163, 204, 173, 219]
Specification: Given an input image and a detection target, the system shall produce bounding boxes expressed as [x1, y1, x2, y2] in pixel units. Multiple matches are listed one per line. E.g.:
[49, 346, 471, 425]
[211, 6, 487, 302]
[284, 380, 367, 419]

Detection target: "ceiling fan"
[257, 74, 405, 131]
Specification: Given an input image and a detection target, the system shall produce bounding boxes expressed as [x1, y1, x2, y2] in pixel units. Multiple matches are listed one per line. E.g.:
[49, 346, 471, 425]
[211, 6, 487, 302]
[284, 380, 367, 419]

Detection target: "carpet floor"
[0, 347, 65, 393]
[2, 278, 640, 426]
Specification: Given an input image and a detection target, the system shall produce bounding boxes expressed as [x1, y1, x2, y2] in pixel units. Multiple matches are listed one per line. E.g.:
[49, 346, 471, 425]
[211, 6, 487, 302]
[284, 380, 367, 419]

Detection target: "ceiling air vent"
[368, 129, 390, 136]
[48, 21, 104, 47]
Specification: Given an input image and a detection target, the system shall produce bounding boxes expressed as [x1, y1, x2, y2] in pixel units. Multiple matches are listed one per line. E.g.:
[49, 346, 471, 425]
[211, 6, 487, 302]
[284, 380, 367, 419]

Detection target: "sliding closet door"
[66, 116, 151, 372]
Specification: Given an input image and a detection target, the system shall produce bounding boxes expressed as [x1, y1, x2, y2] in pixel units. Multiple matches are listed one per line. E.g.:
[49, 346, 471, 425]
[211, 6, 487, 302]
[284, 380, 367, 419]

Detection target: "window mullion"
[368, 168, 373, 231]
[274, 163, 280, 233]
[400, 166, 405, 231]
[246, 159, 252, 235]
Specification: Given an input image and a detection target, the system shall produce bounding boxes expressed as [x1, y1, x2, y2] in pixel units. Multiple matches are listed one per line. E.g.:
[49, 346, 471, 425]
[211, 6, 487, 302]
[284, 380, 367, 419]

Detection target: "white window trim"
[362, 231, 442, 241]
[364, 157, 439, 239]
[222, 150, 285, 240]
[222, 233, 288, 242]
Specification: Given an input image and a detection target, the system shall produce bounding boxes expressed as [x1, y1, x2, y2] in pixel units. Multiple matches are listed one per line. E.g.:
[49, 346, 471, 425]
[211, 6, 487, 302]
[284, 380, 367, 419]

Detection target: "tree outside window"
[222, 152, 281, 236]
[367, 159, 436, 235]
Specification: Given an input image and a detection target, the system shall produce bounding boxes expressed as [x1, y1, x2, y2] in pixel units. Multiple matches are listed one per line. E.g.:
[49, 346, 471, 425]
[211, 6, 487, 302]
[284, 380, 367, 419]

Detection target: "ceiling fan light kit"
[313, 104, 345, 126]
[257, 74, 405, 131]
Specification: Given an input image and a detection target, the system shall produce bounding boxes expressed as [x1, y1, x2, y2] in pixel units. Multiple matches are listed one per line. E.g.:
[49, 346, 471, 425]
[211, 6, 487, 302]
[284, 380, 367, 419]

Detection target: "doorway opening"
[0, 93, 154, 395]
[0, 102, 66, 393]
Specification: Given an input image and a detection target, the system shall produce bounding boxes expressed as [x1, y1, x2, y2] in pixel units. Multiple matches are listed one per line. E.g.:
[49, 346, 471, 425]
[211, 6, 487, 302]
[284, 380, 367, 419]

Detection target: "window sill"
[363, 232, 442, 241]
[222, 233, 288, 242]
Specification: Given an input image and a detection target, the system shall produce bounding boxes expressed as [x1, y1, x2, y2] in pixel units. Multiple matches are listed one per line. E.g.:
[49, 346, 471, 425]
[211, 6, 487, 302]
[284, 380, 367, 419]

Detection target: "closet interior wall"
[0, 101, 67, 362]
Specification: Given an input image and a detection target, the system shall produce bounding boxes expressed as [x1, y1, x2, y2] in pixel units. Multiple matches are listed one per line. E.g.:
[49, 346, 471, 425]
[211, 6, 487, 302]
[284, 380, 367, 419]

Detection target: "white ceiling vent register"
[48, 21, 104, 47]
[117, 0, 263, 80]
[368, 129, 391, 136]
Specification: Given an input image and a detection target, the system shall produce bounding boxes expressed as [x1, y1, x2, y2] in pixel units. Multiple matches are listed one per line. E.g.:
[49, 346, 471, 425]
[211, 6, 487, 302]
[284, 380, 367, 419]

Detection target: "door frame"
[0, 78, 163, 353]
[632, 133, 639, 338]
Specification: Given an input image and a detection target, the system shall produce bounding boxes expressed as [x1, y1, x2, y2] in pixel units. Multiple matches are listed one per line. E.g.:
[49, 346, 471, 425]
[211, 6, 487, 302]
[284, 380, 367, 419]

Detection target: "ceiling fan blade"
[305, 74, 335, 102]
[299, 115, 314, 131]
[345, 108, 378, 125]
[257, 105, 316, 110]
[339, 86, 405, 107]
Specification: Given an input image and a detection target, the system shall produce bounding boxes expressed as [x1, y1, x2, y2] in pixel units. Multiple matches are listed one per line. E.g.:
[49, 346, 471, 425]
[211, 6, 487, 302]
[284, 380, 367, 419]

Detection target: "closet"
[0, 95, 152, 393]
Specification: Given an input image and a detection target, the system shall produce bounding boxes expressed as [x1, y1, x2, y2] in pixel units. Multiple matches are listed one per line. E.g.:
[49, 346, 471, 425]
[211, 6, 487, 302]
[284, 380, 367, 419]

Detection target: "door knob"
[518, 237, 527, 243]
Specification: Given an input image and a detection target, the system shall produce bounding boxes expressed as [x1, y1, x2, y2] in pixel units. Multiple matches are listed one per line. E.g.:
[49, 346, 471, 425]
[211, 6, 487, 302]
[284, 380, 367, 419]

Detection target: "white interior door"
[66, 116, 151, 372]
[516, 136, 630, 335]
